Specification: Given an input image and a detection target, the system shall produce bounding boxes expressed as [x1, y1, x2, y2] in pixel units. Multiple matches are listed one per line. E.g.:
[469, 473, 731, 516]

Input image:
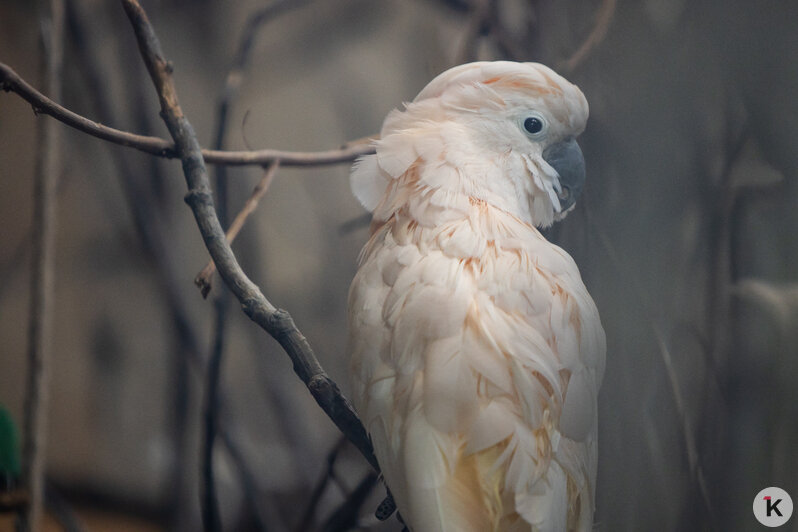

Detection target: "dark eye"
[524, 117, 543, 134]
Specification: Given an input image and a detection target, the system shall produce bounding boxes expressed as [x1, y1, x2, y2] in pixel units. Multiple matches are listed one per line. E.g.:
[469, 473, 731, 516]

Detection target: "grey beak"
[542, 138, 585, 211]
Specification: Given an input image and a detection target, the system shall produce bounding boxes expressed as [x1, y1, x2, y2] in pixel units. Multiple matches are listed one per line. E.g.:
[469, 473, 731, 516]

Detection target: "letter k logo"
[754, 487, 793, 527]
[765, 496, 783, 517]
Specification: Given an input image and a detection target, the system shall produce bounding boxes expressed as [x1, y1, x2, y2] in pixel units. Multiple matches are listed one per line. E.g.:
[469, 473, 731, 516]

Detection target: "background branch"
[196, 161, 280, 297]
[45, 483, 88, 532]
[202, 2, 324, 522]
[559, 0, 616, 72]
[217, 427, 275, 532]
[294, 437, 346, 532]
[321, 472, 379, 532]
[202, 294, 225, 532]
[20, 1, 64, 530]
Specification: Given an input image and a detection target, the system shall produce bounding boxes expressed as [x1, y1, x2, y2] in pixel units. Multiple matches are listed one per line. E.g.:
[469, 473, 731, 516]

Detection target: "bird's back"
[348, 186, 605, 532]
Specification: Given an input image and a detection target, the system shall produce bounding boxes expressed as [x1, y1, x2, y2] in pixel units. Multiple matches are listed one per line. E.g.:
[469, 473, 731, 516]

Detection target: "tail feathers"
[514, 460, 568, 532]
[406, 445, 503, 532]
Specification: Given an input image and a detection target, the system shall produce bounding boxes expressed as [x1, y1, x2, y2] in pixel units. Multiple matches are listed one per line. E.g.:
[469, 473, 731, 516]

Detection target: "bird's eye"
[523, 116, 544, 135]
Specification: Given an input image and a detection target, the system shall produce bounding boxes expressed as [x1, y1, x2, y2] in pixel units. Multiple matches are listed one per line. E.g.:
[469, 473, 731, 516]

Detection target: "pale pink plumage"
[348, 61, 605, 532]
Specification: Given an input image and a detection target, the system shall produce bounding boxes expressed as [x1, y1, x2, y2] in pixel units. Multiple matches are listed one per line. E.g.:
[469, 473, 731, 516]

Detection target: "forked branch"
[0, 62, 374, 167]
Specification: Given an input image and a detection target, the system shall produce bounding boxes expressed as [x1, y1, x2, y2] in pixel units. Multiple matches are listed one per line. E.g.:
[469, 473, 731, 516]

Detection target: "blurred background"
[1, 0, 797, 530]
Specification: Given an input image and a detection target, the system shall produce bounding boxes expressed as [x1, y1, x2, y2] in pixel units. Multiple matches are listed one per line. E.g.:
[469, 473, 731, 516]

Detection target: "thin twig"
[202, 293, 226, 532]
[487, 6, 527, 62]
[0, 61, 374, 167]
[706, 124, 749, 379]
[217, 427, 276, 532]
[45, 483, 88, 532]
[321, 472, 379, 532]
[220, 0, 307, 120]
[197, 0, 289, 521]
[295, 437, 347, 532]
[20, 1, 64, 530]
[559, 0, 616, 73]
[196, 161, 281, 298]
[120, 0, 378, 484]
[455, 0, 490, 64]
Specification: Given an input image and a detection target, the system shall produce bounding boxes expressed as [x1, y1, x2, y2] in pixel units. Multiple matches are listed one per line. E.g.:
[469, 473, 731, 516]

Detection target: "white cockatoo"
[347, 61, 605, 532]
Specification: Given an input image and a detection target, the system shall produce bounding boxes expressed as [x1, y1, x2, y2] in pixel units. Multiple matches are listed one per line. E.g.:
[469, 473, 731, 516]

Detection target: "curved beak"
[542, 138, 585, 211]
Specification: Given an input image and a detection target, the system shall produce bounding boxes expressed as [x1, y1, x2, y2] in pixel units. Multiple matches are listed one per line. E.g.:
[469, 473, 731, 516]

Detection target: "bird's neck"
[372, 161, 541, 230]
[369, 180, 549, 253]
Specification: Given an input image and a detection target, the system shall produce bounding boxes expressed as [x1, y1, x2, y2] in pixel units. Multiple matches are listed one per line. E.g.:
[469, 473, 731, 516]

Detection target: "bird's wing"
[349, 203, 604, 532]
[349, 215, 488, 532]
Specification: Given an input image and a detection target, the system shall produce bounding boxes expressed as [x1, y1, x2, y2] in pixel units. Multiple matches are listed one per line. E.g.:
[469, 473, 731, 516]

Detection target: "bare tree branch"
[20, 1, 64, 530]
[707, 123, 749, 380]
[218, 427, 278, 532]
[294, 437, 347, 532]
[45, 483, 88, 532]
[0, 62, 374, 167]
[119, 1, 378, 490]
[321, 472, 379, 532]
[195, 161, 280, 298]
[199, 23, 313, 532]
[202, 294, 226, 532]
[455, 0, 490, 64]
[559, 0, 616, 73]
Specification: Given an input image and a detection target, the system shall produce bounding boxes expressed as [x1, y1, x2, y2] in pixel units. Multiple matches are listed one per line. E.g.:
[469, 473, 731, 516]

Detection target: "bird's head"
[352, 61, 589, 227]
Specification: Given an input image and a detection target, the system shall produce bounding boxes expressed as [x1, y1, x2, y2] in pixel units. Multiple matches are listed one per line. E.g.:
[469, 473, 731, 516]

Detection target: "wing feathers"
[348, 169, 603, 532]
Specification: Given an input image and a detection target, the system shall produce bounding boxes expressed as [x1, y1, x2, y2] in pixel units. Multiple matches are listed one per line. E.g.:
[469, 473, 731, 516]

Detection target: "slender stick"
[202, 3, 309, 520]
[455, 0, 490, 64]
[218, 427, 274, 532]
[321, 472, 379, 532]
[559, 0, 617, 73]
[119, 0, 378, 481]
[195, 161, 280, 298]
[21, 1, 64, 530]
[294, 437, 347, 532]
[202, 294, 225, 532]
[0, 62, 374, 167]
[45, 483, 88, 532]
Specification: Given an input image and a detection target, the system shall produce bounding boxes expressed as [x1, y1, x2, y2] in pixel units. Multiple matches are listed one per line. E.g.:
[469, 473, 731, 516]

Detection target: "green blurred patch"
[0, 405, 20, 487]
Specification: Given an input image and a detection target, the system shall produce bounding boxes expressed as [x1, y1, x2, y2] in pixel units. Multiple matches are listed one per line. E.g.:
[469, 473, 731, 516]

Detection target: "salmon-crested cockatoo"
[347, 61, 605, 532]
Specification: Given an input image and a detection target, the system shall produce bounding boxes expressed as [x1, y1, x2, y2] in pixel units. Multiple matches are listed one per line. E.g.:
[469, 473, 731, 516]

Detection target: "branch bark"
[0, 61, 374, 167]
[119, 0, 378, 481]
[21, 1, 64, 530]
